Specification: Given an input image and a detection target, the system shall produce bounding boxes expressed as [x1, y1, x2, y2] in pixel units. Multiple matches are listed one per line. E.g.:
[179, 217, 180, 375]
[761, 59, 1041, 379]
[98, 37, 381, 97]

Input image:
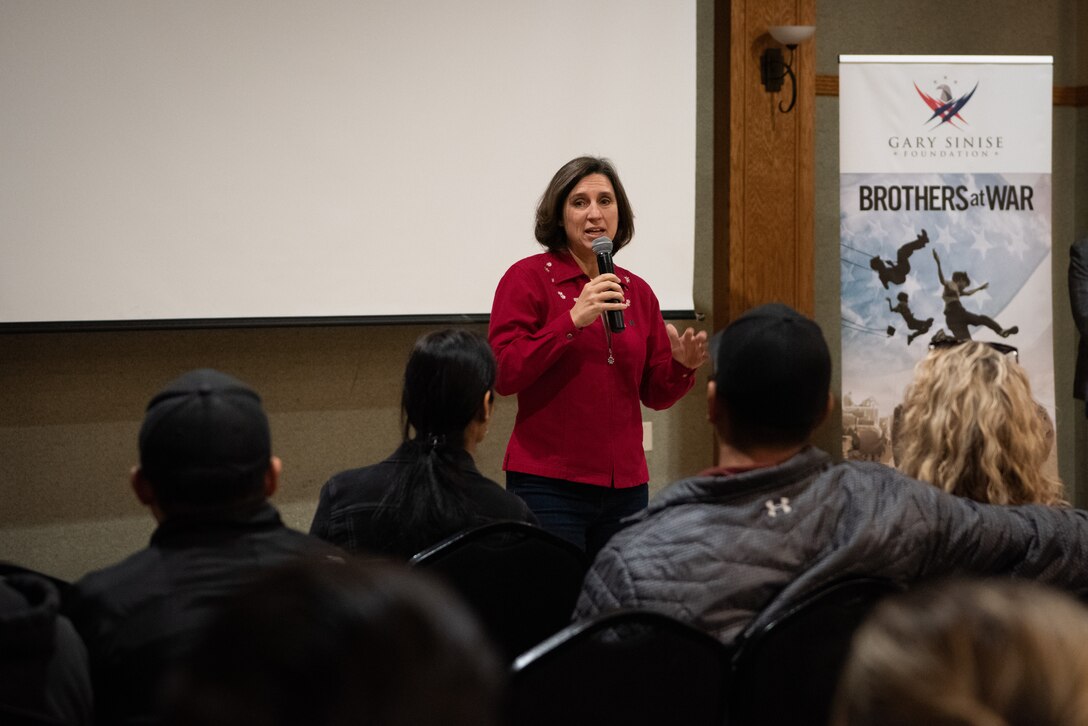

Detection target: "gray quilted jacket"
[575, 446, 1088, 646]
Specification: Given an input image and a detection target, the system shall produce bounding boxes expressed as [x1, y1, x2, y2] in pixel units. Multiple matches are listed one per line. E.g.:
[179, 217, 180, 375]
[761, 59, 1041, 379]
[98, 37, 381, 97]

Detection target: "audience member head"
[833, 578, 1088, 726]
[896, 341, 1063, 505]
[135, 368, 278, 517]
[162, 557, 502, 726]
[534, 156, 635, 253]
[402, 329, 495, 452]
[369, 329, 497, 556]
[709, 303, 832, 452]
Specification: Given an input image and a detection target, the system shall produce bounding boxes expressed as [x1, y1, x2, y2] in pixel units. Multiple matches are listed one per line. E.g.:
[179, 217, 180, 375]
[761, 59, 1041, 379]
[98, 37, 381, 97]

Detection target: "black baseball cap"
[712, 303, 831, 443]
[139, 369, 271, 504]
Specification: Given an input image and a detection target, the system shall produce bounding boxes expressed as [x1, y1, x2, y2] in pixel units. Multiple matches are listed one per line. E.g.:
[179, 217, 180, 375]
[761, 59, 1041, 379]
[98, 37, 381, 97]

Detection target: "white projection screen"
[0, 1, 696, 328]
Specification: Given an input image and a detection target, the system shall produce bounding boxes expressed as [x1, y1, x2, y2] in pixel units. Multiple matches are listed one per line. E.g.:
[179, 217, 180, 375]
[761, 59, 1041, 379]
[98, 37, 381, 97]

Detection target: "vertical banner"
[839, 56, 1053, 463]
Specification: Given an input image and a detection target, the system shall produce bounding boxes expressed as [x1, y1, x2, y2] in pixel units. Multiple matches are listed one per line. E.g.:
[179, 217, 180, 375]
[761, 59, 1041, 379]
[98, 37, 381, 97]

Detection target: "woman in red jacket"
[489, 156, 707, 559]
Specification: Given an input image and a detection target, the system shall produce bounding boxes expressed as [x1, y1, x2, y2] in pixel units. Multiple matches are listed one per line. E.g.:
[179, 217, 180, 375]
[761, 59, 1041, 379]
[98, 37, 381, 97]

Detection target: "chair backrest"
[509, 609, 730, 726]
[0, 563, 73, 613]
[409, 521, 588, 661]
[729, 577, 903, 726]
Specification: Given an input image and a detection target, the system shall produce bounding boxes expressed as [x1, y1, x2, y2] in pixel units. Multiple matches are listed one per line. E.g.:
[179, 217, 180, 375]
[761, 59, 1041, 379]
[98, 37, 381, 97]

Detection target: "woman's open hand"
[667, 324, 708, 369]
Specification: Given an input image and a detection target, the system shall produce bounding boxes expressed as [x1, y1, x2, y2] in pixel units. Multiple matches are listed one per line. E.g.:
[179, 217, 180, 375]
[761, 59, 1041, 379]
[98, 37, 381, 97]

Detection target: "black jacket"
[578, 447, 1088, 646]
[1069, 238, 1088, 402]
[310, 442, 536, 559]
[71, 501, 340, 726]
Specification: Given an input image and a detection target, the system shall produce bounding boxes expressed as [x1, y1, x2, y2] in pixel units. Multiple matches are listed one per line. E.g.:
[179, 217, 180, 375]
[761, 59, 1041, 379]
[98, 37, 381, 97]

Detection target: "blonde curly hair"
[895, 341, 1064, 505]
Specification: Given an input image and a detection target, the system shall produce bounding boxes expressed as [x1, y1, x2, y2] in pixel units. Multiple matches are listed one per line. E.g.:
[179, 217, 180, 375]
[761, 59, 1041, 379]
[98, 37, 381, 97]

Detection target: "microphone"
[592, 236, 625, 333]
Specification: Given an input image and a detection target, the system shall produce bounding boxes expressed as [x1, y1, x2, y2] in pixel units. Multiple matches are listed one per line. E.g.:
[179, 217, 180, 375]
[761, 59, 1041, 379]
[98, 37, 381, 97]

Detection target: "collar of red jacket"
[547, 249, 630, 288]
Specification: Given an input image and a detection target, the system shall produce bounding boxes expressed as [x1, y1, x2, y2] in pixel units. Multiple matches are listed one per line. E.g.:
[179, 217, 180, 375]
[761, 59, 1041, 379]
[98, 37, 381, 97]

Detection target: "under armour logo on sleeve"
[765, 497, 792, 518]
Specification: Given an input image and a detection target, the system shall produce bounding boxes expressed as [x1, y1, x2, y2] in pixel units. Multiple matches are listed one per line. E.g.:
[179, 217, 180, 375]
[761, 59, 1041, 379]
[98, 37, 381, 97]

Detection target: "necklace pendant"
[607, 354, 615, 365]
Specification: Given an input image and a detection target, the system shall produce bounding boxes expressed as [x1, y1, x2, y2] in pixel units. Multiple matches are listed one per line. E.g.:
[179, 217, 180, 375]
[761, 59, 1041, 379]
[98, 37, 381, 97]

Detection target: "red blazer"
[489, 250, 695, 488]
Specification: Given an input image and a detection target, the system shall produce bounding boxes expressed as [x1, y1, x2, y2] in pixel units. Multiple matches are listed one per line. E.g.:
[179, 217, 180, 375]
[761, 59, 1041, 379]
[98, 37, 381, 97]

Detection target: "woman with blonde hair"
[894, 340, 1064, 505]
[833, 579, 1088, 726]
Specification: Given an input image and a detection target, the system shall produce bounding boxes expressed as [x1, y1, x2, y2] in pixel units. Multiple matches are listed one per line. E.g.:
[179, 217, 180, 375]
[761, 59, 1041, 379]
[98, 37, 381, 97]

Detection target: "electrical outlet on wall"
[643, 421, 653, 451]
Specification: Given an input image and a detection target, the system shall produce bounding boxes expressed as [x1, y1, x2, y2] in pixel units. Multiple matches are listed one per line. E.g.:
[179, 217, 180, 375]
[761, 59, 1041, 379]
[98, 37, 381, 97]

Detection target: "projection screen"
[0, 0, 696, 327]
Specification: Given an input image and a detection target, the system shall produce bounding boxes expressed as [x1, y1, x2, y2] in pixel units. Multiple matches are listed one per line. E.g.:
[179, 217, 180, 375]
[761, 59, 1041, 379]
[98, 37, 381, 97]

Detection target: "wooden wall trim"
[714, 0, 816, 329]
[711, 0, 731, 331]
[1054, 85, 1088, 107]
[815, 73, 1088, 107]
[814, 74, 838, 97]
[794, 7, 816, 317]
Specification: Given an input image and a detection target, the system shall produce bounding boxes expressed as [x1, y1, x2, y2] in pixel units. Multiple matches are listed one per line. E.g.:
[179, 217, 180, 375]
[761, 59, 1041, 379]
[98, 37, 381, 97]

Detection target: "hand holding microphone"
[591, 237, 626, 333]
[569, 272, 628, 330]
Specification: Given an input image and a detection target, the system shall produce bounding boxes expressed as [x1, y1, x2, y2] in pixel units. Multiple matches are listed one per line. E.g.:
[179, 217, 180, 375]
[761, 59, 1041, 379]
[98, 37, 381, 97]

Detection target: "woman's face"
[562, 173, 620, 258]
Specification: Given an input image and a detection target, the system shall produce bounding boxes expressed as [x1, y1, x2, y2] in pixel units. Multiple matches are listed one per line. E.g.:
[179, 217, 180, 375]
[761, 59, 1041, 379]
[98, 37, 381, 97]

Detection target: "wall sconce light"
[760, 25, 816, 113]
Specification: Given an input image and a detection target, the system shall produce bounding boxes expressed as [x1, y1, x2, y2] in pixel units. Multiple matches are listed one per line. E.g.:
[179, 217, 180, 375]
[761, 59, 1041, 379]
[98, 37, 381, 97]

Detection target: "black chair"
[0, 567, 89, 726]
[729, 577, 904, 726]
[509, 609, 730, 726]
[0, 562, 73, 614]
[409, 521, 588, 661]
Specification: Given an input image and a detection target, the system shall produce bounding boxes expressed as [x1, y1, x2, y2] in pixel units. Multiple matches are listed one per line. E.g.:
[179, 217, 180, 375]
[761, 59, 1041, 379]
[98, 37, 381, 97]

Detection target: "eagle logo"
[913, 81, 978, 129]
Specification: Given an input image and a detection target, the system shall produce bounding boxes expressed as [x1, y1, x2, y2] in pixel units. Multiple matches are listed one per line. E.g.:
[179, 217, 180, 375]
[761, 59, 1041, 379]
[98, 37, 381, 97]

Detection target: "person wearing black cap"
[69, 369, 342, 726]
[575, 303, 1088, 647]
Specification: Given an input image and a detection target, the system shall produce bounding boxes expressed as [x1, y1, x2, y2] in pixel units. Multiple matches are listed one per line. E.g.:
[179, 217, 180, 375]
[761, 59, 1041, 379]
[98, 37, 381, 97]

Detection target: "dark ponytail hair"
[372, 329, 496, 557]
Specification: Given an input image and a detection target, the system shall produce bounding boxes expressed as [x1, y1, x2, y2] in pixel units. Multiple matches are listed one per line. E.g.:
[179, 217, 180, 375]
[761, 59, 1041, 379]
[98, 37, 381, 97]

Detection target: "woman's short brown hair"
[534, 156, 635, 253]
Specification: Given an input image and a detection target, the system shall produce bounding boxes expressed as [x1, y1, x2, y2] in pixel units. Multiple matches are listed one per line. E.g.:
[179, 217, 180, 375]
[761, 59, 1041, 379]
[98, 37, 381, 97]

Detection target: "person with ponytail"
[310, 329, 535, 559]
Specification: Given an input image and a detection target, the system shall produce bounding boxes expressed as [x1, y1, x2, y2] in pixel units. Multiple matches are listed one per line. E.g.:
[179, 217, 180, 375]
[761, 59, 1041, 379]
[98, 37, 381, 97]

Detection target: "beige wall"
[0, 324, 715, 582]
[814, 0, 1088, 500]
[0, 2, 718, 582]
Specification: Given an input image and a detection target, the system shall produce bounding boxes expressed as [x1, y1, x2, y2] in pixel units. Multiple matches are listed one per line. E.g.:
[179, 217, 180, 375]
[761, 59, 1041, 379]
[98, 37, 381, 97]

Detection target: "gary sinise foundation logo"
[887, 77, 1004, 158]
[914, 80, 977, 129]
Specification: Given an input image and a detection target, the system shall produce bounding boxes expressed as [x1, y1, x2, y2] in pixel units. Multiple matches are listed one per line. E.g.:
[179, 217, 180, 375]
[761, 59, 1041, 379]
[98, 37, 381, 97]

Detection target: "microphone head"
[591, 236, 614, 255]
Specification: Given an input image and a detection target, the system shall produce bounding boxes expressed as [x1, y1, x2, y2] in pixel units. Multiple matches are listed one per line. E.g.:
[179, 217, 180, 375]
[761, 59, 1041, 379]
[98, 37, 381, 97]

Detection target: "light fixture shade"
[768, 25, 815, 46]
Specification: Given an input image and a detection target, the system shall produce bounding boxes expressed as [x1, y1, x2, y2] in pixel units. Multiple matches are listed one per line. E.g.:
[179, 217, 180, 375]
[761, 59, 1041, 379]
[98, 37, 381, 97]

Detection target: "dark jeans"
[506, 472, 649, 562]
